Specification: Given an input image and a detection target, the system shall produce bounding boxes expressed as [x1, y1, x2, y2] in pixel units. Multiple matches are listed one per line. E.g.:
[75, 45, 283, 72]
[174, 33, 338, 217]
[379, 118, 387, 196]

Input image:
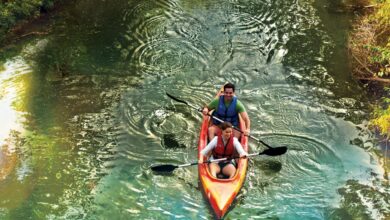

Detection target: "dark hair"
[220, 122, 233, 130]
[224, 83, 235, 92]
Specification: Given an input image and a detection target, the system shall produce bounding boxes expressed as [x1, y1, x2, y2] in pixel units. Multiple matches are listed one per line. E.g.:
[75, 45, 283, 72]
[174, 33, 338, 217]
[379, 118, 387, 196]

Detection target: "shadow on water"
[162, 133, 187, 149]
[258, 160, 283, 174]
[151, 170, 176, 177]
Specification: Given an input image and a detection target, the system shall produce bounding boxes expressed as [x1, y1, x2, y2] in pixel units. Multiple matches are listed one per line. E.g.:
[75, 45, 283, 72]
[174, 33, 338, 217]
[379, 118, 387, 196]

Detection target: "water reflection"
[0, 57, 29, 182]
[0, 58, 28, 146]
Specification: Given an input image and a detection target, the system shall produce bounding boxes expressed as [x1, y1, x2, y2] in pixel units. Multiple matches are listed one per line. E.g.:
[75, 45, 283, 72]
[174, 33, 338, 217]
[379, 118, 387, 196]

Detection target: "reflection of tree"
[0, 130, 35, 211]
[0, 138, 18, 182]
[30, 0, 130, 80]
[34, 39, 87, 81]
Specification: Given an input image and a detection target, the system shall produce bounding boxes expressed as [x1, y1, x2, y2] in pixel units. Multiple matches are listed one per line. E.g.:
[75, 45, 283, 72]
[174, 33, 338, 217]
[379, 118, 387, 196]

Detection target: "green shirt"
[207, 97, 246, 113]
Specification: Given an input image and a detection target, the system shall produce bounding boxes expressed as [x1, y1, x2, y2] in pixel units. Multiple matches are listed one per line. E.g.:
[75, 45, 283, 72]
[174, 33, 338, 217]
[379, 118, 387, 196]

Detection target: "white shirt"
[200, 136, 248, 157]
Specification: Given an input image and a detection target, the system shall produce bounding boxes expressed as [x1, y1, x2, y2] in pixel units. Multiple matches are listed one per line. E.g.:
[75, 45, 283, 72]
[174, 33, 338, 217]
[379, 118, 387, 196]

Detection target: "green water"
[0, 0, 389, 219]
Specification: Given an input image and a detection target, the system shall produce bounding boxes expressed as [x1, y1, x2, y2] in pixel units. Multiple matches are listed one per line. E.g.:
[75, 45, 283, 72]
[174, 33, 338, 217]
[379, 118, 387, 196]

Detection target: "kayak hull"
[198, 89, 248, 219]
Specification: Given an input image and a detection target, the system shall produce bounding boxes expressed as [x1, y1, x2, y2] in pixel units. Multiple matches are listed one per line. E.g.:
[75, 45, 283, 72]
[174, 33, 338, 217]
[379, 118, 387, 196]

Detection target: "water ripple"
[4, 0, 383, 219]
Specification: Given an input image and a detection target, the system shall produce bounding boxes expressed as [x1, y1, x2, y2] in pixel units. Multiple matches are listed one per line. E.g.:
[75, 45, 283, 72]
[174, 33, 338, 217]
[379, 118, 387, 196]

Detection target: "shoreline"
[0, 0, 73, 48]
[347, 0, 390, 177]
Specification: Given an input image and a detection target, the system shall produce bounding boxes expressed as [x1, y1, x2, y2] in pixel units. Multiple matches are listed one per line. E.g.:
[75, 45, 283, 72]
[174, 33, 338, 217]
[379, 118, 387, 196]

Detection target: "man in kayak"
[199, 122, 248, 178]
[202, 83, 250, 140]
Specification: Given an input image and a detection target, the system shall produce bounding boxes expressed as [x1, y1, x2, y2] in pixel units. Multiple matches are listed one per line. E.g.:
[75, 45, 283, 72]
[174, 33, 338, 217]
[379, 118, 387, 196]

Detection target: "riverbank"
[348, 0, 390, 176]
[0, 0, 68, 46]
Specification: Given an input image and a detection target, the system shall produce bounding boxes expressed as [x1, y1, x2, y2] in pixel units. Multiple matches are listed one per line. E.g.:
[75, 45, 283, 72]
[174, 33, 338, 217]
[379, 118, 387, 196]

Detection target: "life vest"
[212, 134, 235, 159]
[212, 95, 239, 126]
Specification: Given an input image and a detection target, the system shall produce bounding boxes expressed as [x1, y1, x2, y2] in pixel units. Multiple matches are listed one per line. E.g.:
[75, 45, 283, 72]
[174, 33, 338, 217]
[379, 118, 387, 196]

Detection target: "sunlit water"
[0, 0, 389, 219]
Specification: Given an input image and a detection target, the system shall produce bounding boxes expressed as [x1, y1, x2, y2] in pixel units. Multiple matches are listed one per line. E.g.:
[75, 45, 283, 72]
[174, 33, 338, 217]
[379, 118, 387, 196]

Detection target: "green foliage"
[0, 0, 59, 43]
[349, 0, 390, 79]
[365, 0, 390, 77]
[370, 0, 390, 59]
[371, 106, 390, 136]
[371, 87, 390, 136]
[371, 0, 390, 27]
[367, 45, 390, 63]
[367, 44, 390, 77]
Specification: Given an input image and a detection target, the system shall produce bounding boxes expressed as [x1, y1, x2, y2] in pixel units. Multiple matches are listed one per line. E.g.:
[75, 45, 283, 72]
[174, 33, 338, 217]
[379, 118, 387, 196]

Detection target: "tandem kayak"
[198, 87, 249, 219]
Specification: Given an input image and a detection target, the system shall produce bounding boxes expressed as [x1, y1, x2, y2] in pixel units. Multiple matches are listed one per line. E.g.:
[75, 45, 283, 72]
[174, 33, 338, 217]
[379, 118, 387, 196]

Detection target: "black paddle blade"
[150, 164, 178, 172]
[166, 92, 188, 105]
[261, 146, 287, 156]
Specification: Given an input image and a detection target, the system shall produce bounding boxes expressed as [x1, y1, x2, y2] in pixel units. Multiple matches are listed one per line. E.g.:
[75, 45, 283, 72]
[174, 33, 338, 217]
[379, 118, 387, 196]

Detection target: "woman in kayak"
[199, 122, 248, 178]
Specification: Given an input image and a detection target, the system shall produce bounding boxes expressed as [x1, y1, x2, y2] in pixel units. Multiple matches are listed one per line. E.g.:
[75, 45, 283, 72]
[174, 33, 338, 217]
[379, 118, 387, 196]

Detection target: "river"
[0, 0, 389, 219]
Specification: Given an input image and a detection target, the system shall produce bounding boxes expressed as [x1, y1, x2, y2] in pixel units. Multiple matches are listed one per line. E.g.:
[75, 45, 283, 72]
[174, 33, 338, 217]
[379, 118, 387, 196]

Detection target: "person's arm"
[199, 137, 218, 163]
[236, 100, 250, 135]
[202, 98, 218, 115]
[233, 138, 248, 157]
[240, 111, 250, 136]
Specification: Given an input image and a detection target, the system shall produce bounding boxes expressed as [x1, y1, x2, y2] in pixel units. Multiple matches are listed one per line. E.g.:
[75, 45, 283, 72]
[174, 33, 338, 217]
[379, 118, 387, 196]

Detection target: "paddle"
[166, 92, 288, 151]
[150, 147, 287, 172]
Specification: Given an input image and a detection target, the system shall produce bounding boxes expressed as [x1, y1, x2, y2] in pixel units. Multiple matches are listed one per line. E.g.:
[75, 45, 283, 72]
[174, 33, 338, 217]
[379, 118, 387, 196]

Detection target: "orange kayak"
[198, 88, 249, 219]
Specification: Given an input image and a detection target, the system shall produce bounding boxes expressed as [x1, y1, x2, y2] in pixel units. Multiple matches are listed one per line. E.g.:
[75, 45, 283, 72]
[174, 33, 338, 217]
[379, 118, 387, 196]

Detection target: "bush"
[371, 88, 390, 136]
[0, 0, 58, 43]
[349, 0, 390, 79]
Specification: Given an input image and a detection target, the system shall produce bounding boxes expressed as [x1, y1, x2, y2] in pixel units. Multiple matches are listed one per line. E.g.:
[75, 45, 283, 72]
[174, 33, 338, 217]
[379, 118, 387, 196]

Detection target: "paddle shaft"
[151, 146, 286, 172]
[179, 157, 231, 168]
[155, 152, 260, 171]
[207, 113, 274, 149]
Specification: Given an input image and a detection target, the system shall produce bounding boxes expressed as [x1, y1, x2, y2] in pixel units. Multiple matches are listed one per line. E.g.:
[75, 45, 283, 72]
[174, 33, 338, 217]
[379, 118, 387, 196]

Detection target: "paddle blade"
[261, 146, 287, 156]
[150, 164, 178, 172]
[166, 92, 188, 105]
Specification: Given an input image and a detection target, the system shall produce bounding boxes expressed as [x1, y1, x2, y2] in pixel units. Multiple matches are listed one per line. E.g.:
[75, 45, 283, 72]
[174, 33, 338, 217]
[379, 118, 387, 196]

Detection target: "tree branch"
[351, 52, 376, 75]
[357, 76, 390, 84]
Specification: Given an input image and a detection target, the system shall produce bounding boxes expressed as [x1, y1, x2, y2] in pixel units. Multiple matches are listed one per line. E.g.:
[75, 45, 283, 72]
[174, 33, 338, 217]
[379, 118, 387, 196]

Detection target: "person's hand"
[202, 107, 209, 116]
[244, 129, 250, 136]
[199, 158, 204, 164]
